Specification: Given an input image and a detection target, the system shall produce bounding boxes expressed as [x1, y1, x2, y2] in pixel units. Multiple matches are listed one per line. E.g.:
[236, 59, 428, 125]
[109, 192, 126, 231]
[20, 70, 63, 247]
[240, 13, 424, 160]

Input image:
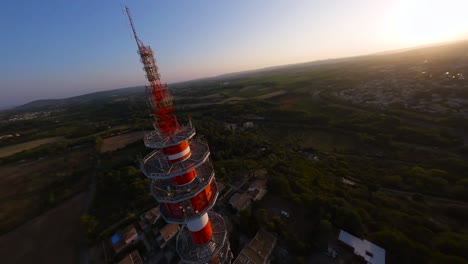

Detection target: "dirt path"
[0, 193, 86, 264]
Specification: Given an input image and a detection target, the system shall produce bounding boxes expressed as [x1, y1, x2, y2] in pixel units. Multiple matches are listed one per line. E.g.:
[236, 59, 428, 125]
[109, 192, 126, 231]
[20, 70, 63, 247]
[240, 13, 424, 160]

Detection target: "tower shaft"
[125, 7, 232, 263]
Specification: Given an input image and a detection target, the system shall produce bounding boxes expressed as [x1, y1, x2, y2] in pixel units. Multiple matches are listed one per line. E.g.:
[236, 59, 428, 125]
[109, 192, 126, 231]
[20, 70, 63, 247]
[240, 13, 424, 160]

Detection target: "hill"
[16, 86, 145, 111]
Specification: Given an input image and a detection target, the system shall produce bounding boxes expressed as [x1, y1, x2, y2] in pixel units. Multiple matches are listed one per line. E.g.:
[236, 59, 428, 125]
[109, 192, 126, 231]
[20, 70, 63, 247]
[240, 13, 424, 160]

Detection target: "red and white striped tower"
[125, 7, 232, 264]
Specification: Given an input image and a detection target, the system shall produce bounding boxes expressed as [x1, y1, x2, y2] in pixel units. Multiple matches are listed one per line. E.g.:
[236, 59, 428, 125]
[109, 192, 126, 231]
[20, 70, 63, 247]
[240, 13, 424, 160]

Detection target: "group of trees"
[192, 118, 268, 180]
[89, 153, 154, 236]
[188, 105, 468, 263]
[261, 147, 468, 263]
[327, 154, 468, 201]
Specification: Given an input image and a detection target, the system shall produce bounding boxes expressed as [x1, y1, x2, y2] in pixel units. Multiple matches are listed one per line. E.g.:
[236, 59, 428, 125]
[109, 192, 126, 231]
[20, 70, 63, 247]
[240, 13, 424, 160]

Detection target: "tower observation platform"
[125, 7, 232, 264]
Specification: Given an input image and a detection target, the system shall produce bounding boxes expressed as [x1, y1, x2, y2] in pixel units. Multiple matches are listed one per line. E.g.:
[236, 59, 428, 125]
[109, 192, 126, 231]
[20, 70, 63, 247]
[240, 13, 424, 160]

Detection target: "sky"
[2, 0, 468, 107]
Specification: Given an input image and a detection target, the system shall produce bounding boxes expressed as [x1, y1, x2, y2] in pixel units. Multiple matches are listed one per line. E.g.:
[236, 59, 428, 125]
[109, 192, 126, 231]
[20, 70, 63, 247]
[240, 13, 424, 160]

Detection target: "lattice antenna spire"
[124, 6, 179, 135]
[125, 6, 144, 48]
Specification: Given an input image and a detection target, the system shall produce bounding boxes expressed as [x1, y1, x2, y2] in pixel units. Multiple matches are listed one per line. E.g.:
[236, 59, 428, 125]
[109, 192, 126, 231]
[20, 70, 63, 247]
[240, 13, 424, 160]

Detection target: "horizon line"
[4, 38, 468, 110]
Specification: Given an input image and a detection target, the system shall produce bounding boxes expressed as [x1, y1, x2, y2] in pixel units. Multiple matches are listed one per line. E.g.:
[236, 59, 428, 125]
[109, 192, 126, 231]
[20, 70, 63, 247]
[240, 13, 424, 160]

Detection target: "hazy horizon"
[3, 38, 468, 109]
[2, 0, 468, 108]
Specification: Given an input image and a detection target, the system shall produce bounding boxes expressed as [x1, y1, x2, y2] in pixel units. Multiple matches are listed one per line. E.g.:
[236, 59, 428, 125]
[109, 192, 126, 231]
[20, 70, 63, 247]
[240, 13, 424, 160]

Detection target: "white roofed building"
[338, 230, 385, 264]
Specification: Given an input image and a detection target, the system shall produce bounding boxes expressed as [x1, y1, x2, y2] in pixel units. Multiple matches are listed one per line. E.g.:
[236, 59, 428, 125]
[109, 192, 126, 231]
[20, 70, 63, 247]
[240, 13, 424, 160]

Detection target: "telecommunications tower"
[125, 7, 232, 264]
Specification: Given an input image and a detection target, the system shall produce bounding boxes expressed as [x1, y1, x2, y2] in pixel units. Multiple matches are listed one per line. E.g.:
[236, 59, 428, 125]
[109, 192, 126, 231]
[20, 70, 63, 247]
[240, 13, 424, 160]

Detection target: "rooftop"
[342, 178, 356, 186]
[248, 179, 267, 201]
[229, 192, 251, 212]
[159, 223, 180, 242]
[141, 205, 161, 225]
[338, 230, 386, 264]
[110, 224, 139, 253]
[217, 182, 226, 193]
[234, 229, 276, 264]
[118, 250, 143, 264]
[248, 179, 267, 191]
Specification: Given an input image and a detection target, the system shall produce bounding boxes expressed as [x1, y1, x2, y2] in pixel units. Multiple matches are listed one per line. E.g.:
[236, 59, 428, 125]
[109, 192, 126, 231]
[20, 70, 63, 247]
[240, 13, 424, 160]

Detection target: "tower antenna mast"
[124, 5, 178, 135]
[125, 6, 144, 48]
[124, 6, 233, 263]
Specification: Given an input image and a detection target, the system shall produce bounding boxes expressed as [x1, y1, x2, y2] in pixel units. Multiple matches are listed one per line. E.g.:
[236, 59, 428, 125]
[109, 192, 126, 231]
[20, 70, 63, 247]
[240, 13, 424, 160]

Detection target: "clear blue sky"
[2, 0, 467, 107]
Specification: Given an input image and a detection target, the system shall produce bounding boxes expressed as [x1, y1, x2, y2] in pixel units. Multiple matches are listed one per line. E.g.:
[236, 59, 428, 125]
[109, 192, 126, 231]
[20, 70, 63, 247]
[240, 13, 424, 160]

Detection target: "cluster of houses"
[6, 111, 54, 122]
[229, 179, 268, 212]
[103, 205, 180, 264]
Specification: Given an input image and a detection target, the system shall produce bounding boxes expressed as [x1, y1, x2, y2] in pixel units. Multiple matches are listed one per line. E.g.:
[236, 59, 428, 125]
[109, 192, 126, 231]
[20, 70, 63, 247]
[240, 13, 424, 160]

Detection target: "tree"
[268, 175, 293, 198]
[369, 229, 430, 264]
[412, 193, 425, 202]
[430, 252, 468, 264]
[366, 182, 379, 200]
[317, 219, 333, 250]
[431, 232, 468, 260]
[80, 214, 99, 236]
[334, 207, 363, 236]
[254, 208, 268, 225]
[95, 135, 103, 153]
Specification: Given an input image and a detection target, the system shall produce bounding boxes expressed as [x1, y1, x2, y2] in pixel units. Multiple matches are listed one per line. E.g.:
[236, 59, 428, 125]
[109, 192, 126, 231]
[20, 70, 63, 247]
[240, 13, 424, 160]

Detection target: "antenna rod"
[125, 6, 143, 48]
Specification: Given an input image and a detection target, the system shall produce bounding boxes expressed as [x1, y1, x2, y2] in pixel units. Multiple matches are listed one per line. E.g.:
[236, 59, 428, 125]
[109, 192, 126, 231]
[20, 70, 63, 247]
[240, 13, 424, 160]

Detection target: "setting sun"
[389, 0, 468, 46]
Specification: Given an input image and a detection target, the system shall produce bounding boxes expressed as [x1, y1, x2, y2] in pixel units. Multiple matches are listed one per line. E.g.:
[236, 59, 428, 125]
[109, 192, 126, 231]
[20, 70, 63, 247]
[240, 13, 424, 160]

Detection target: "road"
[343, 175, 468, 207]
[79, 164, 97, 264]
[380, 187, 468, 207]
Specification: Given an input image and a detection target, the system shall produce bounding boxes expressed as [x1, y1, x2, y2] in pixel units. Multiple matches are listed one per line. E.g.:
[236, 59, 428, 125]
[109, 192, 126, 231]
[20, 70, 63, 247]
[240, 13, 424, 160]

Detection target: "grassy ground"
[100, 131, 144, 153]
[0, 193, 87, 264]
[0, 147, 93, 233]
[0, 136, 65, 158]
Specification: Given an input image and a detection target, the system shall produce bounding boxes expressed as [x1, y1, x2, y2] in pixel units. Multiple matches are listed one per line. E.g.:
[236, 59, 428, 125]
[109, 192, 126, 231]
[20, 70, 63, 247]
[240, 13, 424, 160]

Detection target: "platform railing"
[143, 124, 195, 149]
[176, 212, 231, 264]
[151, 162, 215, 203]
[159, 182, 218, 224]
[141, 139, 210, 179]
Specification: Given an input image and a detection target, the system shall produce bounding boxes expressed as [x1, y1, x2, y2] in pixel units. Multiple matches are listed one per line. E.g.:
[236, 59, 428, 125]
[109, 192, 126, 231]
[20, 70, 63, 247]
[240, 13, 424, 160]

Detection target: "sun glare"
[389, 0, 468, 46]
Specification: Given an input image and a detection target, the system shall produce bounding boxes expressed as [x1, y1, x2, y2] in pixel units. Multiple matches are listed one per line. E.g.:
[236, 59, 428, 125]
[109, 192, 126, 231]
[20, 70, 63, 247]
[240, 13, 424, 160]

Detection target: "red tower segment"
[163, 141, 191, 162]
[187, 213, 213, 245]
